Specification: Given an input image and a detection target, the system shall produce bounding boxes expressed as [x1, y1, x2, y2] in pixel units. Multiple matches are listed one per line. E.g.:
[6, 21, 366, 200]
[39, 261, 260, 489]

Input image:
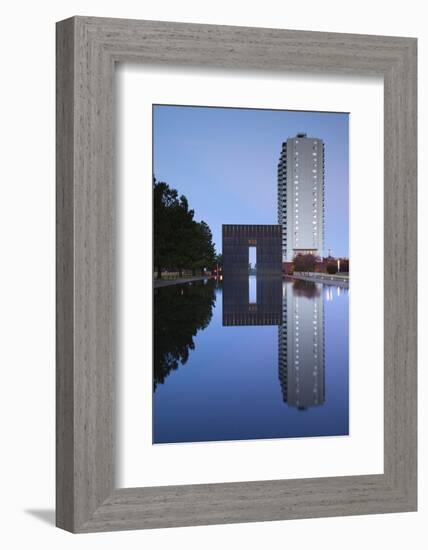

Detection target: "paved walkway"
[153, 276, 211, 288]
[289, 273, 349, 288]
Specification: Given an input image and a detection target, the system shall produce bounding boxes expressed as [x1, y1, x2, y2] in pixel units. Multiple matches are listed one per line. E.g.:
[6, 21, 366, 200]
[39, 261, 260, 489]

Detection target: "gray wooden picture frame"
[56, 16, 417, 533]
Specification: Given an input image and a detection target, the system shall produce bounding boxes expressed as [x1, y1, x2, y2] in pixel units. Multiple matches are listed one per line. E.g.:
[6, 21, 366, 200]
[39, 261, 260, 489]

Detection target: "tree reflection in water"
[153, 277, 348, 443]
[292, 278, 321, 298]
[153, 280, 216, 391]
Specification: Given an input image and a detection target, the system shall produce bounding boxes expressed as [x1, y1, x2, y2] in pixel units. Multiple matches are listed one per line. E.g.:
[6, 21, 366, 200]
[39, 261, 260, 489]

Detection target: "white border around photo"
[116, 65, 384, 488]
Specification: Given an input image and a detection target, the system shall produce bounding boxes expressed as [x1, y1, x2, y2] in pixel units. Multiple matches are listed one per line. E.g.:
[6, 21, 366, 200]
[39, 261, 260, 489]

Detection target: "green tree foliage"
[188, 220, 216, 276]
[153, 281, 216, 390]
[215, 253, 223, 267]
[153, 178, 216, 278]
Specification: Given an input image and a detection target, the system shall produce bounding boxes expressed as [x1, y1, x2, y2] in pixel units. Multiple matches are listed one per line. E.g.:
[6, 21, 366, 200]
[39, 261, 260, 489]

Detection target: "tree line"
[293, 253, 349, 274]
[154, 177, 216, 279]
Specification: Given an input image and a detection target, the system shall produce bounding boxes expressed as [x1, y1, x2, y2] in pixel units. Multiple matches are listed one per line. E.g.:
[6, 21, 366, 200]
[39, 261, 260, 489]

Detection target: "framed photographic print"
[56, 17, 417, 532]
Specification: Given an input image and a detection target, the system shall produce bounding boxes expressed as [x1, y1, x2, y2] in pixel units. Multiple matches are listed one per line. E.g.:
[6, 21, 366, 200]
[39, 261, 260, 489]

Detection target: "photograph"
[152, 104, 350, 444]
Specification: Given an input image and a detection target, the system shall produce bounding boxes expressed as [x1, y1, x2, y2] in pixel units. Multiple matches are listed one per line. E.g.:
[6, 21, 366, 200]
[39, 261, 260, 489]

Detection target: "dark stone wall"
[222, 225, 282, 275]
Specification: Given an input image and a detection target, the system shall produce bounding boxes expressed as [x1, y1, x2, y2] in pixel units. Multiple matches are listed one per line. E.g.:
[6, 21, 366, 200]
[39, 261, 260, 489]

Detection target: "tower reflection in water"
[223, 276, 325, 410]
[278, 280, 325, 410]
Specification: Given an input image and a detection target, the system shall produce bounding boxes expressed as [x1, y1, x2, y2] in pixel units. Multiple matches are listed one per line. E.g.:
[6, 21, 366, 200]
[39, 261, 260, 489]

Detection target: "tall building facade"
[278, 134, 325, 262]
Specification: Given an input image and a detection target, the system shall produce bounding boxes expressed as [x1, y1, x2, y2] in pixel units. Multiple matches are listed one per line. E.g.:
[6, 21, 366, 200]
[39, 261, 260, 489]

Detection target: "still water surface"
[153, 276, 349, 444]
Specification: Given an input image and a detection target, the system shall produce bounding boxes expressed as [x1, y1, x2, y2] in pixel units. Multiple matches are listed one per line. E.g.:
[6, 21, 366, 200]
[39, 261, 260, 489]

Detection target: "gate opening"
[249, 246, 257, 304]
[249, 246, 257, 273]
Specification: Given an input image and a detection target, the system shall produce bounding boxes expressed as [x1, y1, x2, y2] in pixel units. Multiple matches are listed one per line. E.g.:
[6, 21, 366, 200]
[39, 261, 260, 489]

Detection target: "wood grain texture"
[56, 16, 417, 533]
[56, 18, 75, 532]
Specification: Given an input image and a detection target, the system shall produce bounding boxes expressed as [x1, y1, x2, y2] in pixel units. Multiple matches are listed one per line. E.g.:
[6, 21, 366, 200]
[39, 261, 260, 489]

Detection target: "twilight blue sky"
[153, 105, 349, 258]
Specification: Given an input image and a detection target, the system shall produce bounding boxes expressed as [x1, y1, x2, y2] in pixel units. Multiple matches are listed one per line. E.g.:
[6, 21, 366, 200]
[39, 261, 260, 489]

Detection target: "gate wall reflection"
[223, 277, 325, 410]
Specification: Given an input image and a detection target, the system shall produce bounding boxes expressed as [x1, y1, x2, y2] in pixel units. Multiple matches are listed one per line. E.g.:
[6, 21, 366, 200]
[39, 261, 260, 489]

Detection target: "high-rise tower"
[278, 134, 325, 262]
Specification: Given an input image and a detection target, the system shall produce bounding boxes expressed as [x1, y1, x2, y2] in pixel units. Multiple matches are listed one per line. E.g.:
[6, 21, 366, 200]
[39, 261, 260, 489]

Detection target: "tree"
[188, 221, 216, 275]
[153, 178, 217, 279]
[215, 253, 223, 267]
[153, 177, 181, 278]
[293, 253, 317, 272]
[339, 258, 349, 273]
[169, 194, 197, 277]
[326, 262, 338, 274]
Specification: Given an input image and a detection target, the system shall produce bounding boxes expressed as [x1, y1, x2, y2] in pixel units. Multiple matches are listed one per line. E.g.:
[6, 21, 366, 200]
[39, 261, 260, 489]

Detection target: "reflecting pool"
[153, 276, 349, 444]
